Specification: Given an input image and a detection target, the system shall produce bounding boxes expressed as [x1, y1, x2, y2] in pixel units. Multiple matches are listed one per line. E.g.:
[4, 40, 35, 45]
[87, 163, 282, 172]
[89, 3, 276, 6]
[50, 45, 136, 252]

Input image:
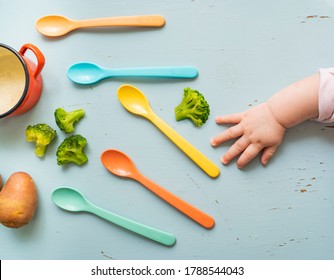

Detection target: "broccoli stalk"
[26, 124, 57, 157]
[54, 108, 85, 134]
[174, 87, 210, 127]
[56, 134, 88, 166]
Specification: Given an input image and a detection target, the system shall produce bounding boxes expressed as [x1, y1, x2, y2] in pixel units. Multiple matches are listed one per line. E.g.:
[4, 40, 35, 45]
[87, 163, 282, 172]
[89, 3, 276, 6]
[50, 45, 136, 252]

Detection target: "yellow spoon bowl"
[117, 84, 220, 178]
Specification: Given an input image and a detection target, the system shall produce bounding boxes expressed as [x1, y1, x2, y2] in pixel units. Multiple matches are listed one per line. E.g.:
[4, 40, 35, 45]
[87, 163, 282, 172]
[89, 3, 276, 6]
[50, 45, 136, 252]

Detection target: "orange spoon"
[35, 14, 166, 37]
[101, 149, 215, 229]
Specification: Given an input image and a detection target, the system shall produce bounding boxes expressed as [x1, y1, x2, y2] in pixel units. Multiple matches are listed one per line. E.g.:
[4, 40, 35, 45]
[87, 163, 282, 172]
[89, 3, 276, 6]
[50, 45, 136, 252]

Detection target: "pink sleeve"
[314, 68, 334, 123]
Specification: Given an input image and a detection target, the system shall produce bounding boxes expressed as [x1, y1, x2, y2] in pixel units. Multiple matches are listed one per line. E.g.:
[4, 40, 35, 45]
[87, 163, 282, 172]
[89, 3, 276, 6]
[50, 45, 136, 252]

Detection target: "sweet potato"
[0, 172, 38, 228]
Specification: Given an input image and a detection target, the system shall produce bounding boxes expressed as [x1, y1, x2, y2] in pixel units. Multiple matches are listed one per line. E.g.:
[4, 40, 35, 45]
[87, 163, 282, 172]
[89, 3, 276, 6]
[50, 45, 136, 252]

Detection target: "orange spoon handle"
[77, 15, 165, 28]
[135, 173, 215, 229]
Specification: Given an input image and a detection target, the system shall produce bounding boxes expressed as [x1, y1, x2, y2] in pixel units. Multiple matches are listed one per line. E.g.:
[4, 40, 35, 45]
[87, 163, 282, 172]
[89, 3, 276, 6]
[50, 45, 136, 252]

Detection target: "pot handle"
[19, 43, 45, 78]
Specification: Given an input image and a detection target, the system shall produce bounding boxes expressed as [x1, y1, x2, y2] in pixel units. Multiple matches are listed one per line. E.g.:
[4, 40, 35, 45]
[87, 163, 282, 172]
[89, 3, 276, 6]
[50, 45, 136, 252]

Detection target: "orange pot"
[0, 43, 45, 118]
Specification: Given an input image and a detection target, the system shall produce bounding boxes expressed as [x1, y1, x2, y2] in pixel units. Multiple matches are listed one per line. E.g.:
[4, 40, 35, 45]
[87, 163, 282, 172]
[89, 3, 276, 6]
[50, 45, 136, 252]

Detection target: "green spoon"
[51, 186, 176, 246]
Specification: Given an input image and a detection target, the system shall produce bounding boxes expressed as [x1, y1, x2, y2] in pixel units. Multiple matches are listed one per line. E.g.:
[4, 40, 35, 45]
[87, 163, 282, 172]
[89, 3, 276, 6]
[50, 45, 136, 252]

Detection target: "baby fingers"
[210, 124, 243, 146]
[261, 146, 279, 165]
[215, 113, 242, 124]
[221, 136, 250, 165]
[236, 144, 263, 168]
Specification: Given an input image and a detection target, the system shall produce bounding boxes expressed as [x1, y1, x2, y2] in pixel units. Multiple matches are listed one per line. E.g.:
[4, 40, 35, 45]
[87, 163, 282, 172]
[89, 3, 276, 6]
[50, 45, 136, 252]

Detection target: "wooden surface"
[0, 0, 334, 259]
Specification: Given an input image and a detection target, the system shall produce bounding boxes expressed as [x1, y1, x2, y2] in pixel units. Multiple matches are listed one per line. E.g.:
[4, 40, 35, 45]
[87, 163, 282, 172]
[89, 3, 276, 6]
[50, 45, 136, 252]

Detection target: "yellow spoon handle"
[148, 113, 220, 178]
[77, 15, 165, 28]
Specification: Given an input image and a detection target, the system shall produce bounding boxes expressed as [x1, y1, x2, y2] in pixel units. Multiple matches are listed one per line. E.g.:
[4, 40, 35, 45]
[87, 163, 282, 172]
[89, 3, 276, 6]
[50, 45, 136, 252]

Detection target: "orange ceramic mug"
[0, 43, 45, 118]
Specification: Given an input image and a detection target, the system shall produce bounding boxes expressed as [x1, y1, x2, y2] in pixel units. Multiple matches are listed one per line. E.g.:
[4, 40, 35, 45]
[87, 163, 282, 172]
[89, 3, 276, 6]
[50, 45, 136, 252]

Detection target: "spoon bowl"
[100, 148, 136, 178]
[51, 186, 176, 246]
[35, 14, 166, 37]
[67, 62, 106, 85]
[35, 15, 75, 37]
[52, 187, 89, 212]
[118, 84, 152, 117]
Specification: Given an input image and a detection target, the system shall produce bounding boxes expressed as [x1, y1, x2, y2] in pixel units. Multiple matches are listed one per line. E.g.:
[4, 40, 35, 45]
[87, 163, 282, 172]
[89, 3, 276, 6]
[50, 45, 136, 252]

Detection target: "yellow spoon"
[117, 84, 220, 178]
[35, 14, 166, 37]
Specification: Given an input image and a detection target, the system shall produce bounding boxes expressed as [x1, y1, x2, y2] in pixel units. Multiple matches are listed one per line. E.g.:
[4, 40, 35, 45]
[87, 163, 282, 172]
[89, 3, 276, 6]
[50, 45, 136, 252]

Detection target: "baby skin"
[210, 74, 320, 168]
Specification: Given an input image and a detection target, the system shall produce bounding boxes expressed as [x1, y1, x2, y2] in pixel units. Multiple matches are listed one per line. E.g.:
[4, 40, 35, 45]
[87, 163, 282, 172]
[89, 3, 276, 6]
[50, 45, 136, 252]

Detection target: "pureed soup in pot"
[0, 46, 26, 115]
[0, 43, 45, 118]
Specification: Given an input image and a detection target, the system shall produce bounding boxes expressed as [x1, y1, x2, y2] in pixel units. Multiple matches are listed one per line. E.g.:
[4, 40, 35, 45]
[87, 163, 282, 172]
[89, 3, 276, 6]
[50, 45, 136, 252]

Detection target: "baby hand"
[210, 103, 286, 168]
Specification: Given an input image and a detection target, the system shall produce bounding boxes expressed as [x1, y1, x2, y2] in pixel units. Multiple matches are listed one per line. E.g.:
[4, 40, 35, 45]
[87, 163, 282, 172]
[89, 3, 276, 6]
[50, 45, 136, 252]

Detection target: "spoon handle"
[149, 114, 220, 178]
[107, 66, 198, 79]
[77, 15, 165, 28]
[90, 204, 176, 246]
[135, 173, 215, 229]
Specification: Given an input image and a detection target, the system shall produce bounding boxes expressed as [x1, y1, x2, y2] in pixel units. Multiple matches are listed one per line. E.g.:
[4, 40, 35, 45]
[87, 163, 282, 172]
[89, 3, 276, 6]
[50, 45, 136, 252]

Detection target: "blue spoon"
[67, 62, 198, 85]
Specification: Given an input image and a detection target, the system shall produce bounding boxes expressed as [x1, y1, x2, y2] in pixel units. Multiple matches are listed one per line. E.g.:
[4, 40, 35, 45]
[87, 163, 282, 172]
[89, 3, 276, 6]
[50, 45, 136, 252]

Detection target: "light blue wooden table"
[1, 0, 333, 259]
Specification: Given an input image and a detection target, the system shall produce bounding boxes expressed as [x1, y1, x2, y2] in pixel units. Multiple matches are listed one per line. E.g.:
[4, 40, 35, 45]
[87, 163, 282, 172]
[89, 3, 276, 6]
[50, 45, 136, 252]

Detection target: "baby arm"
[210, 74, 320, 168]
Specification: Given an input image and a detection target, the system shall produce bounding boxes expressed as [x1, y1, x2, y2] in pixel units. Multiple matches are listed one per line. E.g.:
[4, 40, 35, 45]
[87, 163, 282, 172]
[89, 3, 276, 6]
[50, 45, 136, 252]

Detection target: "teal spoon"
[51, 187, 176, 246]
[67, 62, 198, 85]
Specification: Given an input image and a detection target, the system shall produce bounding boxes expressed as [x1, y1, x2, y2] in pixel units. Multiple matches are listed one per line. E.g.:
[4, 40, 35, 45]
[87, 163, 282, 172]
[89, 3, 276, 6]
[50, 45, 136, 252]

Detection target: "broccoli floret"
[56, 134, 88, 166]
[174, 87, 210, 127]
[26, 123, 57, 157]
[54, 108, 85, 133]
